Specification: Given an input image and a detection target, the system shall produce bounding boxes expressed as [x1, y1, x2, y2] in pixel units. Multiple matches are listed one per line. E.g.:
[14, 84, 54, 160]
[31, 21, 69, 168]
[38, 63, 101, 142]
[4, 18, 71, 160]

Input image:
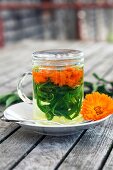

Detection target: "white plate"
[3, 102, 111, 136]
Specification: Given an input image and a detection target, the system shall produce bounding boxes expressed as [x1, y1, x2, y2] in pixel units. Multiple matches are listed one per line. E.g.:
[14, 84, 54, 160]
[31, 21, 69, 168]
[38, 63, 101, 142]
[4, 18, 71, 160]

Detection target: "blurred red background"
[0, 0, 113, 47]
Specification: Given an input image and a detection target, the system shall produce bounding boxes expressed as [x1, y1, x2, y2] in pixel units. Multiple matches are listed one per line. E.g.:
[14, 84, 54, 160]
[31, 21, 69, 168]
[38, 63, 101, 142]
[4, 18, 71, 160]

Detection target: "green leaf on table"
[110, 82, 113, 88]
[6, 94, 21, 107]
[92, 83, 98, 92]
[93, 73, 109, 83]
[97, 84, 113, 97]
[84, 81, 93, 95]
[84, 81, 93, 88]
[0, 93, 14, 105]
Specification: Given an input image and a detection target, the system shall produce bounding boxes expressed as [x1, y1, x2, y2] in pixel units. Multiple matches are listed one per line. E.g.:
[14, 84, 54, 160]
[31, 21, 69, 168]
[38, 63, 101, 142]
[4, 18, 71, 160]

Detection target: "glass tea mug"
[17, 49, 84, 124]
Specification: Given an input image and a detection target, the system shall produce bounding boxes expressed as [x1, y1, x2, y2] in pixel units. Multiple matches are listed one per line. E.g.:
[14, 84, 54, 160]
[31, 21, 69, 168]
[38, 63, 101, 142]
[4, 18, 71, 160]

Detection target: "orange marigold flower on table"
[81, 92, 113, 121]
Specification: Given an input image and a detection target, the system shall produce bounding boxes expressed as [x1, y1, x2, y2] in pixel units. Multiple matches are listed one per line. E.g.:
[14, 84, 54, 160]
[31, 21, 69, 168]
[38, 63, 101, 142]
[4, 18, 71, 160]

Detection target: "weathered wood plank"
[104, 68, 113, 82]
[0, 85, 20, 143]
[102, 65, 113, 170]
[12, 43, 113, 170]
[0, 41, 113, 170]
[58, 116, 113, 170]
[0, 40, 101, 150]
[0, 128, 43, 170]
[83, 42, 108, 61]
[85, 46, 113, 76]
[0, 120, 19, 143]
[0, 62, 31, 89]
[0, 86, 15, 117]
[0, 41, 103, 63]
[0, 59, 30, 77]
[103, 144, 113, 170]
[85, 52, 113, 82]
[0, 40, 86, 169]
[14, 131, 85, 170]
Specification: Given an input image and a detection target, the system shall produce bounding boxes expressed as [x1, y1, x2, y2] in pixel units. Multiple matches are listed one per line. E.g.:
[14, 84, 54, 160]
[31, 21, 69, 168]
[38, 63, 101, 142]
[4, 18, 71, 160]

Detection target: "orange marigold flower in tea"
[65, 67, 83, 87]
[50, 71, 67, 86]
[81, 92, 113, 121]
[49, 71, 60, 85]
[58, 72, 67, 86]
[32, 67, 83, 87]
[32, 70, 48, 83]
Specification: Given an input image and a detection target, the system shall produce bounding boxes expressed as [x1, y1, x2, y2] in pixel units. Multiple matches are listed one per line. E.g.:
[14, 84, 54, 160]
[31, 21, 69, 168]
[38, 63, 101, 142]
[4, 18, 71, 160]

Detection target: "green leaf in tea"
[34, 80, 83, 120]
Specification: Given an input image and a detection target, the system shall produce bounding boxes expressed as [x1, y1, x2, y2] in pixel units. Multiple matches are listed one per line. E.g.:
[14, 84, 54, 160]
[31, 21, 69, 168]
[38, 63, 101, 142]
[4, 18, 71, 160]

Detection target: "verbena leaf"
[110, 82, 113, 88]
[84, 81, 93, 95]
[35, 81, 83, 120]
[92, 83, 98, 92]
[6, 94, 21, 107]
[84, 81, 93, 89]
[93, 73, 109, 83]
[0, 93, 14, 105]
[97, 85, 113, 97]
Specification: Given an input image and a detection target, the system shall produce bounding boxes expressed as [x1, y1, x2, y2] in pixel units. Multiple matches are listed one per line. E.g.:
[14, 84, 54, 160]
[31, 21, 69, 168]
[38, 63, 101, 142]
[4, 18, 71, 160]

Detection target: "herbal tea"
[32, 66, 84, 123]
[17, 49, 84, 124]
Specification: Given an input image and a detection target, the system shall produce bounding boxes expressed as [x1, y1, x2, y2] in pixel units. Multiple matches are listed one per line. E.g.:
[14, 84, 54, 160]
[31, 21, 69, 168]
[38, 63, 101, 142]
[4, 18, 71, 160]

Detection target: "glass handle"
[17, 72, 33, 104]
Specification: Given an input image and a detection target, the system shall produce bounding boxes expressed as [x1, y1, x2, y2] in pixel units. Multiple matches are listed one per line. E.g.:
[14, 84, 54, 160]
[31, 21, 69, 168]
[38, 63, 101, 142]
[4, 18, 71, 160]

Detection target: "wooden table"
[0, 40, 113, 170]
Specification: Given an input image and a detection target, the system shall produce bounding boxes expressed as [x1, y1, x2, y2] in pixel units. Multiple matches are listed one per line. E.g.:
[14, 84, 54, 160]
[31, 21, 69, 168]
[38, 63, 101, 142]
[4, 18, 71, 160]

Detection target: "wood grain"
[85, 44, 113, 76]
[0, 128, 43, 170]
[0, 41, 113, 170]
[103, 143, 113, 170]
[0, 119, 19, 143]
[58, 116, 113, 170]
[14, 131, 84, 170]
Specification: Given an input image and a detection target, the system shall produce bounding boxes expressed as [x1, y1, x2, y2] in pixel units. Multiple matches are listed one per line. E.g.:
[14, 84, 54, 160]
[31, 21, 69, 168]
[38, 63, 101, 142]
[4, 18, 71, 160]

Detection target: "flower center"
[94, 106, 103, 115]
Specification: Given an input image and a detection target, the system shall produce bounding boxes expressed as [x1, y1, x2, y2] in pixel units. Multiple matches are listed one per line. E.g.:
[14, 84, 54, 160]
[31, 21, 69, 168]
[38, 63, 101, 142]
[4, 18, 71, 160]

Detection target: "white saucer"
[3, 102, 111, 136]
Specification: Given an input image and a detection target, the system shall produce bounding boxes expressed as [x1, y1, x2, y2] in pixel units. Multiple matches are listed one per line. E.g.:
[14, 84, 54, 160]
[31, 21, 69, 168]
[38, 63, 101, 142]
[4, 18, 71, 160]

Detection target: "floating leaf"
[34, 80, 83, 120]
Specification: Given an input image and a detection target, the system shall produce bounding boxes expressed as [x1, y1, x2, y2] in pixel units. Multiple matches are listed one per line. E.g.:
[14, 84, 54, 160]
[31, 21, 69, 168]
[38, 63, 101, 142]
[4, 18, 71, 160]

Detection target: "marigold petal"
[81, 92, 113, 121]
